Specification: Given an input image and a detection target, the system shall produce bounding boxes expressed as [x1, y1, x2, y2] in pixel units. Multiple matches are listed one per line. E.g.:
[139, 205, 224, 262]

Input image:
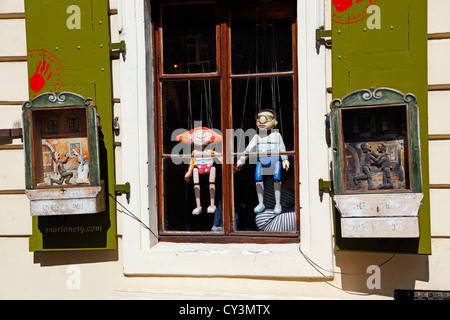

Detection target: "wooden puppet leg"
[274, 181, 282, 214]
[207, 166, 217, 213]
[254, 181, 265, 213]
[192, 167, 202, 215]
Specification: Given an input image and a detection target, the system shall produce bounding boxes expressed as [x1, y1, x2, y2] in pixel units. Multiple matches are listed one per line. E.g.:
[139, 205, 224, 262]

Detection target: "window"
[153, 0, 299, 242]
[120, 0, 332, 278]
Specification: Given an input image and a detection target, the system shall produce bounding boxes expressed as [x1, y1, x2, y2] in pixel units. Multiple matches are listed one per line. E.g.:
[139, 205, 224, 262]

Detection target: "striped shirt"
[254, 176, 296, 232]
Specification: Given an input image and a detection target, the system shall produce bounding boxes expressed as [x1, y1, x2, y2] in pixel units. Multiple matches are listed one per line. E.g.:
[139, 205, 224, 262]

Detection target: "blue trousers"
[255, 157, 281, 182]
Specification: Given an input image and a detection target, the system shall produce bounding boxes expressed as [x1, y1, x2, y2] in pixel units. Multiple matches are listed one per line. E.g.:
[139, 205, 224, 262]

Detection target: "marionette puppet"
[234, 109, 290, 214]
[177, 127, 223, 215]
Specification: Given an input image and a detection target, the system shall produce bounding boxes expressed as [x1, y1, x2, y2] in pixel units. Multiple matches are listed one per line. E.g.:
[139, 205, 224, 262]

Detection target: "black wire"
[109, 193, 399, 277]
[299, 239, 402, 276]
[108, 193, 158, 239]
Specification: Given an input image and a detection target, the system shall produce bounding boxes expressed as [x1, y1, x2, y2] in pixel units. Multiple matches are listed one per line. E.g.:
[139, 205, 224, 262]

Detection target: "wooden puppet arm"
[282, 159, 290, 171]
[185, 164, 195, 182]
[233, 159, 244, 173]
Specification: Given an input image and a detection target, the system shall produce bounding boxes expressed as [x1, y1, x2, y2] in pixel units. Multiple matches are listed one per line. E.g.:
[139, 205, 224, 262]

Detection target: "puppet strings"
[241, 0, 284, 135]
[241, 24, 257, 130]
[188, 80, 193, 130]
[186, 32, 214, 130]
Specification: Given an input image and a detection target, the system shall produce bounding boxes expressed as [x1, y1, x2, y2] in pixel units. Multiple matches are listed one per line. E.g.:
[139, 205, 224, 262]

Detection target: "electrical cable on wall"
[108, 193, 158, 239]
[299, 239, 401, 277]
[110, 191, 399, 277]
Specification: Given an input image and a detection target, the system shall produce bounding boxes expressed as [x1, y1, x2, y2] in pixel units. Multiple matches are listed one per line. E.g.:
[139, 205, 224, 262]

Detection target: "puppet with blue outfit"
[234, 109, 290, 214]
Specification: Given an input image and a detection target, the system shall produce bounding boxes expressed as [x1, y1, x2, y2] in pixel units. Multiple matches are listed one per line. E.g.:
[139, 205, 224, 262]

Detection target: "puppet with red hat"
[177, 127, 222, 215]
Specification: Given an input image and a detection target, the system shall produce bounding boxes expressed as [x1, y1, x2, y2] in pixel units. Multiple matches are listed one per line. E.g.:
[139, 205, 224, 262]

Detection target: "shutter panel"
[24, 0, 116, 251]
[331, 0, 430, 254]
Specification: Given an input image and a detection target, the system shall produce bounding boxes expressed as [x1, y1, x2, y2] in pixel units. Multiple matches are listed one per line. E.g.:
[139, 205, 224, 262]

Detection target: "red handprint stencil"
[333, 0, 363, 13]
[30, 60, 53, 93]
[332, 0, 377, 24]
[28, 49, 64, 98]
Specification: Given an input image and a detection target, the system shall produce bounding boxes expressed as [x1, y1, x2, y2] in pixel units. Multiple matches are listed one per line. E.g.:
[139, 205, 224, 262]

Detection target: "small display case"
[22, 92, 105, 216]
[330, 88, 423, 238]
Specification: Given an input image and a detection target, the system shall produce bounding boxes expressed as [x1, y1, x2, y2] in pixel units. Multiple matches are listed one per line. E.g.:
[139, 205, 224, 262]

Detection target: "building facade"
[0, 0, 449, 300]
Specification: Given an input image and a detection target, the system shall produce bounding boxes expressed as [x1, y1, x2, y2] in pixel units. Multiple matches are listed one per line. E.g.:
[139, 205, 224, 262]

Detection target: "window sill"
[123, 242, 333, 280]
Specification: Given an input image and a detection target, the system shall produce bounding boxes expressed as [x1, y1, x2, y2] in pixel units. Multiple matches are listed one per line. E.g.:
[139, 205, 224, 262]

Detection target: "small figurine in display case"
[49, 151, 73, 185]
[371, 142, 394, 189]
[352, 142, 377, 190]
[72, 147, 90, 184]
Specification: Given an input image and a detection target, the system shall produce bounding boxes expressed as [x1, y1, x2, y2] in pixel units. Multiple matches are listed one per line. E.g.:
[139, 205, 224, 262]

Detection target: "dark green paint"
[24, 0, 116, 251]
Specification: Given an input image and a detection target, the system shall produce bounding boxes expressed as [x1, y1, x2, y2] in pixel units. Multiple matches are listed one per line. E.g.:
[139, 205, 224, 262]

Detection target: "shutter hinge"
[110, 41, 126, 60]
[319, 178, 333, 200]
[115, 182, 131, 202]
[315, 27, 332, 54]
[113, 116, 120, 135]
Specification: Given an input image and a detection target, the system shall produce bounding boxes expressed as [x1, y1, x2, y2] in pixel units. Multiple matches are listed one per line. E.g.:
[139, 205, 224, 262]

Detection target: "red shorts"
[196, 162, 213, 174]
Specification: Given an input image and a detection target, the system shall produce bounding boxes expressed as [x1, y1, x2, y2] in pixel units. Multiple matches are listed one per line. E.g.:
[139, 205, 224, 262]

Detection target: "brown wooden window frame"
[153, 0, 300, 244]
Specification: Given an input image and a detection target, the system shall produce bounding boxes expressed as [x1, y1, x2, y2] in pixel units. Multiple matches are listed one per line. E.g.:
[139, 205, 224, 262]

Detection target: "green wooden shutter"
[24, 0, 116, 251]
[331, 0, 430, 254]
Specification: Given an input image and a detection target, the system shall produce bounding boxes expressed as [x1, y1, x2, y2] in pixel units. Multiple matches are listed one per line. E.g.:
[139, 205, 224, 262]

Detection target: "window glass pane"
[230, 0, 294, 75]
[162, 79, 222, 232]
[162, 3, 217, 74]
[232, 76, 296, 232]
[232, 76, 294, 151]
[163, 157, 223, 232]
[162, 80, 221, 154]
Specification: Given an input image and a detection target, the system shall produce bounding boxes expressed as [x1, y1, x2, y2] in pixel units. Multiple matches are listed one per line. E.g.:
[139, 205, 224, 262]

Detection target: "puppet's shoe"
[254, 203, 265, 213]
[192, 207, 202, 215]
[274, 204, 282, 214]
[207, 205, 217, 214]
